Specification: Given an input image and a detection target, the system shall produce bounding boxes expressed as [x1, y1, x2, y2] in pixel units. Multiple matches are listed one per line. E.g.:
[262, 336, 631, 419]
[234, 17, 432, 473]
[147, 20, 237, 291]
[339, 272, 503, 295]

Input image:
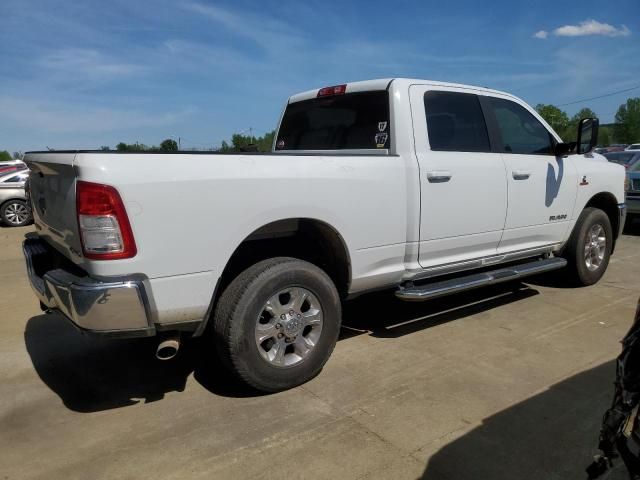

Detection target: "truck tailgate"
[25, 153, 83, 263]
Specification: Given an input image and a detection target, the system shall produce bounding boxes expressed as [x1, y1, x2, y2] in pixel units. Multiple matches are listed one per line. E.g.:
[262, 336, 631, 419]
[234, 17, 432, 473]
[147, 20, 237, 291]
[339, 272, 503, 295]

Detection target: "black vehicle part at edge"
[587, 299, 640, 479]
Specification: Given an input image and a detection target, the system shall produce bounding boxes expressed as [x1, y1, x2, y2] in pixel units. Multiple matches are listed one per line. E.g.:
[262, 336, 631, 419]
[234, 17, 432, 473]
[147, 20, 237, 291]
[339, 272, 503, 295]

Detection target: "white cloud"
[553, 19, 631, 37]
[181, 2, 305, 53]
[534, 30, 548, 39]
[0, 96, 195, 134]
[39, 48, 144, 78]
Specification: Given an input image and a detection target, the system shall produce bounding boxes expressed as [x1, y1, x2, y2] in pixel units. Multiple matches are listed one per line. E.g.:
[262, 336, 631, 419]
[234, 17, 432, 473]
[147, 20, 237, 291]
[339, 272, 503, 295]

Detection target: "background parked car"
[606, 144, 629, 153]
[625, 143, 640, 151]
[604, 151, 640, 170]
[625, 160, 640, 221]
[0, 160, 27, 175]
[0, 169, 32, 227]
[605, 150, 640, 221]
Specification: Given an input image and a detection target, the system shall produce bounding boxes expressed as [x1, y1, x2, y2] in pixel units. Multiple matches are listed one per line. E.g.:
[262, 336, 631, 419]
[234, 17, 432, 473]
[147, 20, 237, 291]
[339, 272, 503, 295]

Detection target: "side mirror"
[577, 118, 599, 154]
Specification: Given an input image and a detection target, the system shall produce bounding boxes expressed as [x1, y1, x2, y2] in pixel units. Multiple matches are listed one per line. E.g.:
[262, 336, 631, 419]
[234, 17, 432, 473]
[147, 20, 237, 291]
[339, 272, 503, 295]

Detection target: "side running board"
[395, 257, 567, 302]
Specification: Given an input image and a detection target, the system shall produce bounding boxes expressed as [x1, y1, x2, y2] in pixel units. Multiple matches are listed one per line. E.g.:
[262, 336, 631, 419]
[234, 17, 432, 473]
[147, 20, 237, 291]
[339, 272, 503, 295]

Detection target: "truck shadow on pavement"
[341, 282, 538, 340]
[24, 313, 259, 412]
[420, 360, 629, 480]
[24, 282, 539, 412]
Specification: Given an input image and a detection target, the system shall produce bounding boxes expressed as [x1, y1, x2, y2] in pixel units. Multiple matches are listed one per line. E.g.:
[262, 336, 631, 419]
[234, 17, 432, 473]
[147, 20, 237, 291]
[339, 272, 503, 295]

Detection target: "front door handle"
[426, 170, 452, 183]
[512, 170, 531, 180]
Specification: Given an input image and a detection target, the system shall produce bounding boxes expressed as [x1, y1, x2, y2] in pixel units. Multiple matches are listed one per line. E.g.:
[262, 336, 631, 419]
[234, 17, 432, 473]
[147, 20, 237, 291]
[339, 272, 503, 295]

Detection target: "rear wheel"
[1, 200, 32, 227]
[213, 257, 341, 392]
[561, 207, 612, 286]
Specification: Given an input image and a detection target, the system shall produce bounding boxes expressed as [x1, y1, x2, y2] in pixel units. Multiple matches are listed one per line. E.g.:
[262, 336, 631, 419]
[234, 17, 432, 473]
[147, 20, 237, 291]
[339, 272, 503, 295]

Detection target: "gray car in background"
[604, 151, 640, 170]
[604, 152, 640, 220]
[0, 169, 32, 227]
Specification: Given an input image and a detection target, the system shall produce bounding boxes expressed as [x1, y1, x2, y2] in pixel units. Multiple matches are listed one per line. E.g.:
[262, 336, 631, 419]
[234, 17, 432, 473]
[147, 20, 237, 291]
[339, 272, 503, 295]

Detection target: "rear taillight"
[317, 84, 347, 97]
[76, 181, 137, 260]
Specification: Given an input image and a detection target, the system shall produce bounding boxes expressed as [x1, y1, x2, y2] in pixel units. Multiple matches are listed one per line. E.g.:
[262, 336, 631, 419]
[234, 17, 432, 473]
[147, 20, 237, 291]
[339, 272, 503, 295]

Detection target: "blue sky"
[1, 0, 638, 152]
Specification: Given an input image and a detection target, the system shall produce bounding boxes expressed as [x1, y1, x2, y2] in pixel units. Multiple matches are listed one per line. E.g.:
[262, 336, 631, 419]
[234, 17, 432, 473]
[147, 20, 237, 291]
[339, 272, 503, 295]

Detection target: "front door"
[409, 86, 508, 268]
[483, 96, 578, 252]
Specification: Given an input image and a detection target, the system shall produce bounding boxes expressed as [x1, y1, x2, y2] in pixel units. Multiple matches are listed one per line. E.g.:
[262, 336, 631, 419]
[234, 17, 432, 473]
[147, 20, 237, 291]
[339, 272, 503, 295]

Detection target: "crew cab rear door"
[409, 85, 508, 268]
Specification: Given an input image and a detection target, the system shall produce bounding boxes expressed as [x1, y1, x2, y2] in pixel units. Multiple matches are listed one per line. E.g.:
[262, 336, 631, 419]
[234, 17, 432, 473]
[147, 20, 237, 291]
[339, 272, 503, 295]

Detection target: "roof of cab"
[287, 78, 518, 104]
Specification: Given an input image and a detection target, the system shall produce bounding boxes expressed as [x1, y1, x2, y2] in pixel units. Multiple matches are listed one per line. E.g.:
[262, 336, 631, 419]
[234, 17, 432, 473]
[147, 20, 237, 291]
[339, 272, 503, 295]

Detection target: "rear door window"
[276, 91, 390, 150]
[424, 91, 491, 152]
[489, 97, 554, 155]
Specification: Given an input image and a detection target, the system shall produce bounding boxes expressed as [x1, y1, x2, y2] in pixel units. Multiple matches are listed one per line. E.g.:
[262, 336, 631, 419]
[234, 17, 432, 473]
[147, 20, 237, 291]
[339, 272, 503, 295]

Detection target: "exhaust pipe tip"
[156, 336, 180, 361]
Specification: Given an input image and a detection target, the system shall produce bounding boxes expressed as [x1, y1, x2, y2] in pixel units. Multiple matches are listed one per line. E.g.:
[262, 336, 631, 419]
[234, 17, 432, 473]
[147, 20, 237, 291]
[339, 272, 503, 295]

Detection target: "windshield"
[276, 91, 390, 151]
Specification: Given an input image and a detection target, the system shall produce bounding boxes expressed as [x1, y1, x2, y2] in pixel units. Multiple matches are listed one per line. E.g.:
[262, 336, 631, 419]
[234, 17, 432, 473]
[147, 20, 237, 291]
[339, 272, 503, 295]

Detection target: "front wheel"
[213, 257, 342, 392]
[561, 207, 612, 286]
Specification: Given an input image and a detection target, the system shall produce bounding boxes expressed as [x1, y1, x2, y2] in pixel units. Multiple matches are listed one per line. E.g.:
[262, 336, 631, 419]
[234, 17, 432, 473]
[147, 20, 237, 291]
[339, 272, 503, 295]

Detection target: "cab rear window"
[276, 91, 390, 151]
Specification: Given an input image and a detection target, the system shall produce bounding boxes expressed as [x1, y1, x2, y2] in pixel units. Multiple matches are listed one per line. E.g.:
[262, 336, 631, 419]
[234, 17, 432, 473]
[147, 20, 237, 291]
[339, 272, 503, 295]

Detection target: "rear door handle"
[426, 170, 452, 183]
[512, 170, 531, 180]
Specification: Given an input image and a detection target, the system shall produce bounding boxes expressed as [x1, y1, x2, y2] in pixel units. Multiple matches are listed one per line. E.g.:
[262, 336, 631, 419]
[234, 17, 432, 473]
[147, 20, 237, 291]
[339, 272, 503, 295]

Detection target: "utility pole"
[178, 137, 181, 150]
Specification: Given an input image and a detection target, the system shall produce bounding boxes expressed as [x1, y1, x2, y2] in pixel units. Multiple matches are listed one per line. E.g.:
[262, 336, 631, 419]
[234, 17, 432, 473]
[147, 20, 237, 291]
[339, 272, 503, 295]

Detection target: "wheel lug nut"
[278, 333, 284, 338]
[289, 310, 294, 315]
[280, 314, 286, 320]
[297, 314, 301, 318]
[276, 323, 282, 329]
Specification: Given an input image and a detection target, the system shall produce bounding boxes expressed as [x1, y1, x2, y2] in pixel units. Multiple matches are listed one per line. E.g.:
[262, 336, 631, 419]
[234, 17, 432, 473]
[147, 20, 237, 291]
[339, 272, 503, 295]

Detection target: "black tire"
[1, 199, 32, 227]
[561, 207, 612, 286]
[213, 257, 342, 393]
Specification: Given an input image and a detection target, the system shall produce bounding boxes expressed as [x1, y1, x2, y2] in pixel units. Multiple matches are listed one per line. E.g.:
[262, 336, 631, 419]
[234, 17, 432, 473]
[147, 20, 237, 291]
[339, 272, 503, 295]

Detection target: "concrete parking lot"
[1, 223, 639, 480]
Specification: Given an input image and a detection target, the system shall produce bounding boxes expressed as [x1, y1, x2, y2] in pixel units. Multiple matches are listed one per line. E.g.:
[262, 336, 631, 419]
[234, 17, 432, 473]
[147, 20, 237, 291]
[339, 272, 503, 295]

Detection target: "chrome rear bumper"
[23, 236, 154, 337]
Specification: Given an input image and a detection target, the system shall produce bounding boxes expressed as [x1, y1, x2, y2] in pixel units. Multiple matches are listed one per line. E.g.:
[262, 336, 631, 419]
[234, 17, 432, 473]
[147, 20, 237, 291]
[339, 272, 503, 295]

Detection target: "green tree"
[599, 126, 611, 146]
[219, 130, 276, 152]
[535, 104, 569, 137]
[116, 142, 148, 152]
[613, 98, 640, 144]
[100, 146, 110, 151]
[564, 107, 598, 141]
[160, 139, 178, 152]
[219, 140, 232, 152]
[231, 133, 257, 151]
[0, 150, 12, 161]
[256, 131, 275, 152]
[571, 107, 597, 121]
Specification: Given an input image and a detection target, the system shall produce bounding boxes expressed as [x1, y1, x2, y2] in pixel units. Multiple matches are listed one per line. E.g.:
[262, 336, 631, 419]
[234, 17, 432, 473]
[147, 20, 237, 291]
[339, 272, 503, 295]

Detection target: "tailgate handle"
[426, 171, 452, 183]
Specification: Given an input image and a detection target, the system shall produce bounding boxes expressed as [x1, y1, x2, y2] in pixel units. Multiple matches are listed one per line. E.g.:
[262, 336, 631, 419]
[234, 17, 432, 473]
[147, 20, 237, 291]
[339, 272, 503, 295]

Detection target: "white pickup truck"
[23, 78, 626, 392]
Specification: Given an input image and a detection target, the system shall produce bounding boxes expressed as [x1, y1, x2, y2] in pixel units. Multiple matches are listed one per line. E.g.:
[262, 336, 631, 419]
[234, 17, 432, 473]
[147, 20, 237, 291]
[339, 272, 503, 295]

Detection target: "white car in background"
[625, 143, 640, 151]
[0, 159, 27, 175]
[0, 169, 32, 227]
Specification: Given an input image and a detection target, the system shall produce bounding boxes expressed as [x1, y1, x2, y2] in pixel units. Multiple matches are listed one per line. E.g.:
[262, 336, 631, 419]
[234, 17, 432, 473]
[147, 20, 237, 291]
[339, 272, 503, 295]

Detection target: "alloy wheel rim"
[255, 286, 323, 368]
[5, 203, 29, 225]
[584, 223, 606, 272]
